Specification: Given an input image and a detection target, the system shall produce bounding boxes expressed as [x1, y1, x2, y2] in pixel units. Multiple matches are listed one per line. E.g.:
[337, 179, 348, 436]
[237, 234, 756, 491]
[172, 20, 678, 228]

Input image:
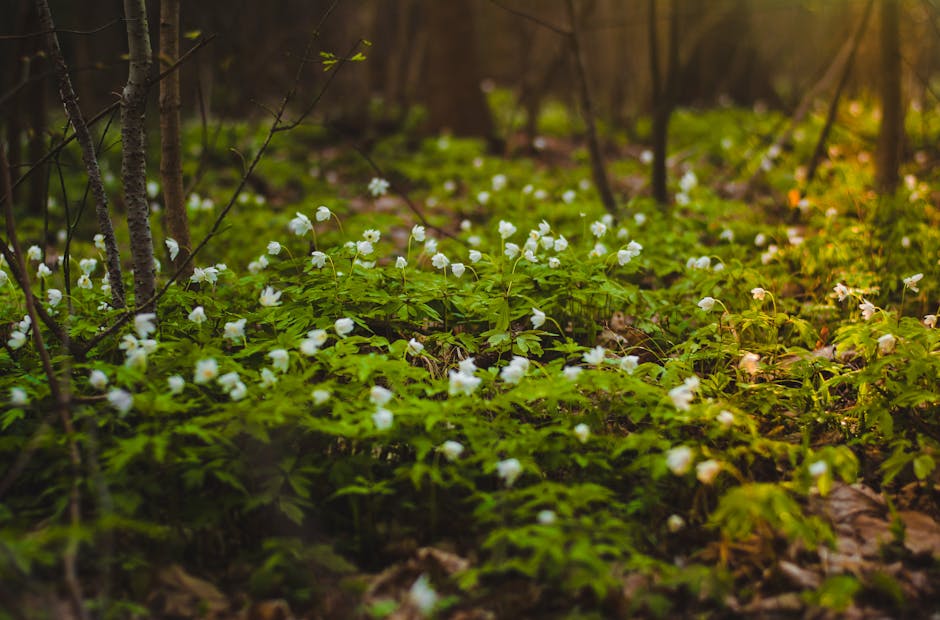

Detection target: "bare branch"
[0, 18, 120, 40]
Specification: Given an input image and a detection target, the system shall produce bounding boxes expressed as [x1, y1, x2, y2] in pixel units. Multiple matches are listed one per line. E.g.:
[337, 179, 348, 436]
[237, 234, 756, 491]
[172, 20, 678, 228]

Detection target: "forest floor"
[3, 105, 940, 619]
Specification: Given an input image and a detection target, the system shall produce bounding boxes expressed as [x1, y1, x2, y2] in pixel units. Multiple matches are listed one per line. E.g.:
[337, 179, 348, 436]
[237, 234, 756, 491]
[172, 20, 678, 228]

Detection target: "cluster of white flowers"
[7, 315, 31, 350]
[499, 356, 530, 384]
[300, 328, 328, 355]
[449, 357, 482, 396]
[617, 241, 643, 266]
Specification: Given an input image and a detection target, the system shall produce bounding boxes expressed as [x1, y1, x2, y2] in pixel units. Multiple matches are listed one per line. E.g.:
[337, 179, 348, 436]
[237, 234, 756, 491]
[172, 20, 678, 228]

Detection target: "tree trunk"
[876, 0, 902, 195]
[424, 0, 496, 146]
[35, 0, 126, 308]
[159, 0, 192, 279]
[566, 0, 617, 213]
[122, 0, 156, 312]
[649, 0, 679, 206]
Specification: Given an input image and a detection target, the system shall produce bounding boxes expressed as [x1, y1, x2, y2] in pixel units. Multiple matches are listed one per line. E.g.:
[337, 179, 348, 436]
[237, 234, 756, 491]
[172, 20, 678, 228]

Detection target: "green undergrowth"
[2, 103, 940, 618]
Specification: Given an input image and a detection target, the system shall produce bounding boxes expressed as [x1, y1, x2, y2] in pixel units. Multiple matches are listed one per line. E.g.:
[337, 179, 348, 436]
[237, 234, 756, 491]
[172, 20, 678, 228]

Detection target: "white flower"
[85, 369, 109, 391]
[449, 369, 482, 396]
[500, 356, 530, 384]
[411, 225, 426, 242]
[370, 385, 393, 406]
[590, 242, 607, 257]
[47, 289, 63, 308]
[573, 423, 590, 444]
[530, 308, 546, 329]
[259, 286, 282, 307]
[859, 299, 876, 320]
[537, 510, 557, 524]
[165, 238, 179, 260]
[356, 240, 374, 255]
[224, 318, 247, 343]
[697, 296, 717, 312]
[562, 365, 583, 381]
[491, 174, 507, 191]
[716, 410, 735, 428]
[877, 333, 896, 354]
[719, 228, 734, 242]
[289, 212, 313, 236]
[751, 287, 767, 301]
[395, 256, 407, 269]
[368, 177, 390, 197]
[458, 357, 477, 374]
[451, 262, 466, 278]
[833, 282, 850, 301]
[679, 170, 698, 193]
[27, 245, 42, 261]
[503, 242, 520, 260]
[372, 407, 393, 430]
[188, 306, 207, 325]
[431, 253, 449, 269]
[903, 273, 924, 292]
[168, 375, 185, 394]
[562, 189, 576, 204]
[667, 514, 686, 532]
[335, 317, 354, 337]
[668, 376, 700, 411]
[440, 440, 464, 462]
[268, 348, 290, 372]
[583, 345, 606, 366]
[229, 381, 247, 401]
[267, 241, 282, 256]
[107, 389, 134, 415]
[194, 358, 219, 384]
[468, 250, 482, 264]
[408, 574, 438, 616]
[406, 338, 424, 356]
[147, 180, 159, 197]
[553, 236, 569, 252]
[311, 389, 330, 404]
[548, 257, 561, 269]
[36, 263, 51, 279]
[522, 249, 538, 263]
[808, 460, 829, 478]
[696, 460, 721, 485]
[666, 446, 693, 475]
[496, 458, 522, 487]
[424, 238, 438, 255]
[476, 191, 490, 205]
[94, 234, 106, 251]
[79, 258, 98, 275]
[76, 274, 92, 289]
[217, 371, 241, 391]
[316, 205, 331, 222]
[739, 352, 760, 375]
[134, 313, 156, 338]
[309, 251, 328, 269]
[299, 338, 321, 356]
[10, 387, 28, 405]
[498, 220, 517, 239]
[619, 355, 639, 374]
[924, 314, 937, 328]
[590, 221, 607, 237]
[754, 233, 767, 247]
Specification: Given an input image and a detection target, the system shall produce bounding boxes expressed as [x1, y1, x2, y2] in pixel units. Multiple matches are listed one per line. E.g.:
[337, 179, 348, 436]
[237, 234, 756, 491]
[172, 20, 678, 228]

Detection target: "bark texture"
[121, 0, 156, 312]
[159, 0, 192, 278]
[35, 0, 126, 308]
[876, 0, 902, 195]
[649, 0, 680, 206]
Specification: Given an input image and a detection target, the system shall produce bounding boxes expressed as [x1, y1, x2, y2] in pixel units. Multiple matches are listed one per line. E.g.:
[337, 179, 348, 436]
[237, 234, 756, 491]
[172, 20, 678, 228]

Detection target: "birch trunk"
[35, 0, 126, 308]
[121, 0, 157, 312]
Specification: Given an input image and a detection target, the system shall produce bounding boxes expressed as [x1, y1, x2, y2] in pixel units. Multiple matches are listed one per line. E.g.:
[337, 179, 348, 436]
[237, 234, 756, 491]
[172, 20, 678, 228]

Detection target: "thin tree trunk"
[566, 0, 617, 213]
[876, 0, 902, 194]
[122, 0, 156, 312]
[159, 0, 192, 278]
[649, 0, 679, 205]
[35, 0, 126, 308]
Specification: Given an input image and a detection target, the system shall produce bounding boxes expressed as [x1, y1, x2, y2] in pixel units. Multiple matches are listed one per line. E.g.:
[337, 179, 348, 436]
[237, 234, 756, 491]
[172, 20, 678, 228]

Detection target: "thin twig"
[487, 0, 570, 35]
[0, 18, 121, 40]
